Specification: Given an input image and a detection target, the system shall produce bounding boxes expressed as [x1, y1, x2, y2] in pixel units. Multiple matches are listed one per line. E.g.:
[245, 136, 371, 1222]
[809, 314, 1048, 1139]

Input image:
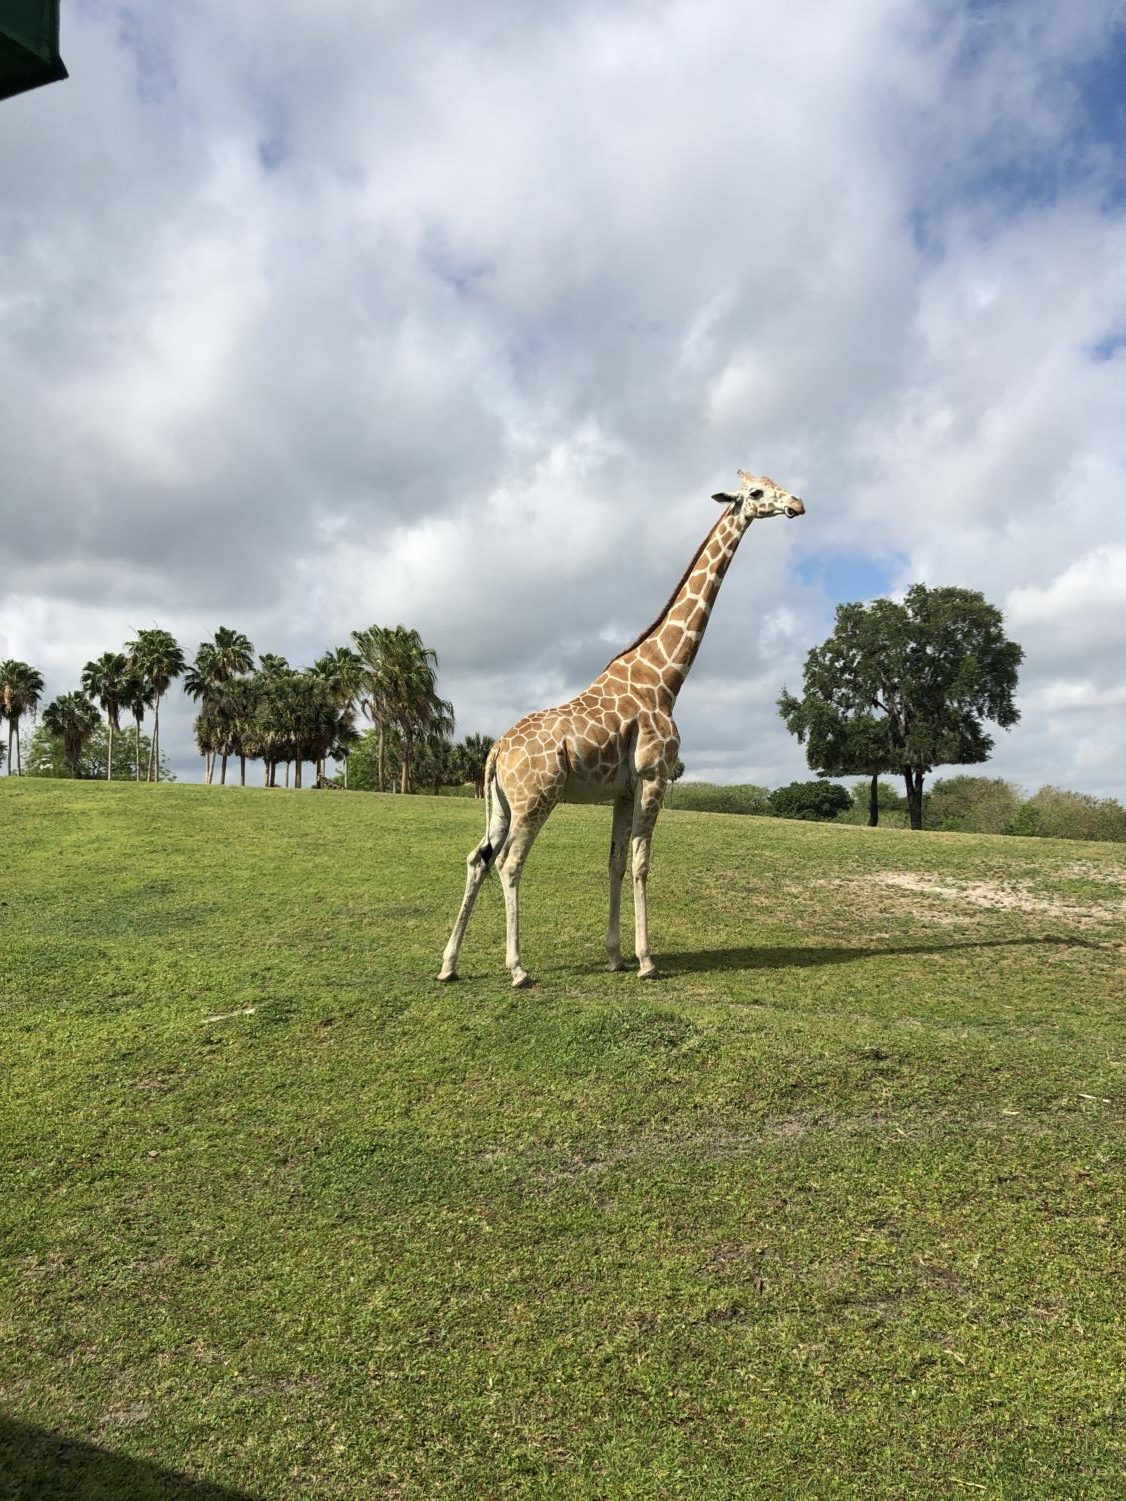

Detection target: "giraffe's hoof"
[638, 964, 661, 981]
[606, 959, 627, 973]
[510, 969, 534, 989]
[436, 968, 458, 983]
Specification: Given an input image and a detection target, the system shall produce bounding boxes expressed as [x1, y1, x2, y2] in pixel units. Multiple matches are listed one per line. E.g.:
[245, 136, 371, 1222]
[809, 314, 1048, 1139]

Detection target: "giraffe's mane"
[600, 511, 728, 672]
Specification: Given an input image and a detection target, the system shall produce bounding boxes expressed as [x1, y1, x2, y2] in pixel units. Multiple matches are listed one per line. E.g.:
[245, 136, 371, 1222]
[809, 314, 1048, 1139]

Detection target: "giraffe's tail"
[472, 745, 503, 871]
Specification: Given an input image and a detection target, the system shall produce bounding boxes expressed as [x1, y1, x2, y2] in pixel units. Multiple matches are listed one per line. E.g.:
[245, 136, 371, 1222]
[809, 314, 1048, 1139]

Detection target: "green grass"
[2, 780, 1124, 1500]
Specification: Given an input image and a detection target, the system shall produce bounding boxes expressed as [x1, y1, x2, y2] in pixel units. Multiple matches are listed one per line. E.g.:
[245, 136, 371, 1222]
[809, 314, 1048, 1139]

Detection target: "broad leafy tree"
[779, 584, 1023, 829]
[41, 693, 101, 778]
[27, 722, 163, 781]
[0, 659, 45, 775]
[80, 651, 130, 780]
[127, 629, 185, 781]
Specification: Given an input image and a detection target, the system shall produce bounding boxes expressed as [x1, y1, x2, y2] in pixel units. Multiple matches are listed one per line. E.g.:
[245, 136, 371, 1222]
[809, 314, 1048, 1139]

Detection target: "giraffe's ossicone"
[438, 472, 805, 987]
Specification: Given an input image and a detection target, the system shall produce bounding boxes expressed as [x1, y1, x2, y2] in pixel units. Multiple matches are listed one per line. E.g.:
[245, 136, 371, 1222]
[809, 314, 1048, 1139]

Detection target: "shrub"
[925, 776, 1023, 835]
[768, 780, 852, 822]
[835, 779, 908, 827]
[665, 782, 772, 815]
[1013, 787, 1126, 843]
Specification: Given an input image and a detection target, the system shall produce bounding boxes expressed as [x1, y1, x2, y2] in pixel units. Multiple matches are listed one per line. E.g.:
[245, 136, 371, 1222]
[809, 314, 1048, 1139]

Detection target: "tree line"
[7, 581, 1116, 838]
[0, 626, 493, 795]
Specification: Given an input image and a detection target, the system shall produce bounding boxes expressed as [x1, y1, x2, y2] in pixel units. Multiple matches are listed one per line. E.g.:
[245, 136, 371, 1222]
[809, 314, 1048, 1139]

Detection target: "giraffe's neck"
[599, 507, 749, 712]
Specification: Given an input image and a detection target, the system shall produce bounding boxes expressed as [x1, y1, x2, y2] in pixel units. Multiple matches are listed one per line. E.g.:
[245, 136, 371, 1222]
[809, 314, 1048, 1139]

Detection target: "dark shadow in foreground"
[661, 934, 1103, 975]
[0, 1414, 263, 1501]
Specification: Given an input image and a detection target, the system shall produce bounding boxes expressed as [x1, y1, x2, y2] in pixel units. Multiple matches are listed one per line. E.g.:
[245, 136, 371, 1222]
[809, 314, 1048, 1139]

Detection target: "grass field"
[2, 780, 1124, 1499]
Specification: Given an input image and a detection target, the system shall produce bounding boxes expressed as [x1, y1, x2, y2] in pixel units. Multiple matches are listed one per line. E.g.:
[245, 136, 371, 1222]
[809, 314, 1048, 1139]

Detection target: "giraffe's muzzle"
[785, 499, 805, 518]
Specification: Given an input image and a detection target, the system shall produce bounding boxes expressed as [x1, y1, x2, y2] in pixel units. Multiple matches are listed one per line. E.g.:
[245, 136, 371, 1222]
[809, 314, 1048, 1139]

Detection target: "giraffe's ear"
[712, 491, 739, 505]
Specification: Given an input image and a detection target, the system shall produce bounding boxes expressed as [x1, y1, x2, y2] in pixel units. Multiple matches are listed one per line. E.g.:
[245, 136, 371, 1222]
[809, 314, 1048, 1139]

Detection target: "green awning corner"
[0, 0, 68, 102]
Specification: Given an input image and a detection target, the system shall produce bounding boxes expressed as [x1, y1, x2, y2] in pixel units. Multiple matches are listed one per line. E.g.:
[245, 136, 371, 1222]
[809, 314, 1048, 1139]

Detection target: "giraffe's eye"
[750, 489, 764, 501]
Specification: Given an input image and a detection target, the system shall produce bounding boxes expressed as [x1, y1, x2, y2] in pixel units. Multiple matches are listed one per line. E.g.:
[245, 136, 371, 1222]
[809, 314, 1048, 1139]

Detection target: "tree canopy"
[778, 584, 1023, 829]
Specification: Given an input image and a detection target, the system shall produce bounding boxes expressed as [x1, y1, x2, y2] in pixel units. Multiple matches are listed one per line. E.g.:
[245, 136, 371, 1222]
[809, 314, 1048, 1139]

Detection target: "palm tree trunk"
[868, 773, 879, 828]
[294, 759, 302, 790]
[148, 697, 160, 782]
[220, 753, 228, 786]
[14, 716, 22, 774]
[343, 755, 349, 790]
[240, 755, 246, 786]
[107, 722, 114, 781]
[135, 718, 142, 780]
[378, 726, 385, 792]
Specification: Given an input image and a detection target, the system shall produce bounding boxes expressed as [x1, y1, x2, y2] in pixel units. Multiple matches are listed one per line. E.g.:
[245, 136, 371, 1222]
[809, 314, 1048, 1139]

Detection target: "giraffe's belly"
[562, 769, 633, 805]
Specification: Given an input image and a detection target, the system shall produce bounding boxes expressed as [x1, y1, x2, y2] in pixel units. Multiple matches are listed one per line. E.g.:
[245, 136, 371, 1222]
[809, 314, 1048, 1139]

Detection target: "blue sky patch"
[797, 550, 904, 606]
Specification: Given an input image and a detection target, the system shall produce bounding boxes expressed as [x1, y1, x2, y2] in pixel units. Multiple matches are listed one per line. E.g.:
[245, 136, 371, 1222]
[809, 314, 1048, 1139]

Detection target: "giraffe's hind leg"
[497, 812, 551, 988]
[437, 788, 510, 981]
[606, 794, 632, 971]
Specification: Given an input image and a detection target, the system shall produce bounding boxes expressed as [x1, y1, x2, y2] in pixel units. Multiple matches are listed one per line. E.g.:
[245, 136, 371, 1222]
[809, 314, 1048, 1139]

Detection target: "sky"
[2, 0, 1125, 795]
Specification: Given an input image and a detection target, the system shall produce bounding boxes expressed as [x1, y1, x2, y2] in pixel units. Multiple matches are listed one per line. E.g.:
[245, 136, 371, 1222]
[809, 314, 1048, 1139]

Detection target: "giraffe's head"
[712, 470, 805, 521]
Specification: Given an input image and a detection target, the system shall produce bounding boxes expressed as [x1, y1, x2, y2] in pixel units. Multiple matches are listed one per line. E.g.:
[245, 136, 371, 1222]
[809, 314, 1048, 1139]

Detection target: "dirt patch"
[1061, 860, 1126, 889]
[862, 871, 1126, 925]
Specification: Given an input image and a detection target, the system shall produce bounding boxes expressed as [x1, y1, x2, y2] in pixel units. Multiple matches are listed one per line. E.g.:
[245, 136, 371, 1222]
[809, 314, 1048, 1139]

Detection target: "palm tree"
[351, 626, 395, 791]
[126, 629, 185, 781]
[184, 631, 255, 784]
[458, 733, 495, 798]
[254, 668, 300, 788]
[183, 657, 217, 782]
[417, 716, 460, 796]
[352, 625, 451, 793]
[310, 646, 362, 783]
[0, 659, 45, 775]
[205, 627, 255, 684]
[121, 670, 154, 782]
[42, 693, 101, 778]
[80, 652, 130, 781]
[328, 718, 361, 788]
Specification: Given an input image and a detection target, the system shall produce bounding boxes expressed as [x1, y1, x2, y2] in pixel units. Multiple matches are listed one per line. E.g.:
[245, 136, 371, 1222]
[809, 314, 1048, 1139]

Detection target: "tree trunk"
[13, 717, 22, 774]
[294, 759, 302, 789]
[220, 753, 228, 786]
[285, 762, 290, 788]
[205, 751, 214, 785]
[343, 755, 349, 790]
[135, 719, 142, 780]
[904, 768, 925, 830]
[149, 697, 160, 782]
[107, 722, 114, 781]
[868, 773, 879, 827]
[240, 755, 246, 786]
[378, 726, 385, 792]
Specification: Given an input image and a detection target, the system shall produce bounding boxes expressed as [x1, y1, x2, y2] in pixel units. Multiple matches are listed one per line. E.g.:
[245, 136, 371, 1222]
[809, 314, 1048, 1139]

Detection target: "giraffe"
[438, 471, 805, 987]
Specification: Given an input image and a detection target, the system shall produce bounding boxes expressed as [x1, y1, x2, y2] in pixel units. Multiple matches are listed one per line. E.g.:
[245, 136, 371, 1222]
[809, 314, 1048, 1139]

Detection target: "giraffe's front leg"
[631, 776, 669, 980]
[606, 795, 632, 971]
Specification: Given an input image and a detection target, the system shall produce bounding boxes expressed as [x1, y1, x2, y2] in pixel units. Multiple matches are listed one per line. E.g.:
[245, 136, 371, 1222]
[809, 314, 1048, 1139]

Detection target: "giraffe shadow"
[0, 1412, 264, 1500]
[658, 933, 1101, 975]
